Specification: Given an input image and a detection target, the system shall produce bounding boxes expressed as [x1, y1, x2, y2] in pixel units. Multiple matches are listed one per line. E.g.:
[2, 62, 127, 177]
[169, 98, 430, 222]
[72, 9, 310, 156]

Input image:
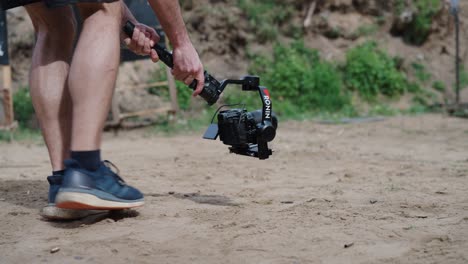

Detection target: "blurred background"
[2, 3, 468, 262]
[1, 0, 466, 137]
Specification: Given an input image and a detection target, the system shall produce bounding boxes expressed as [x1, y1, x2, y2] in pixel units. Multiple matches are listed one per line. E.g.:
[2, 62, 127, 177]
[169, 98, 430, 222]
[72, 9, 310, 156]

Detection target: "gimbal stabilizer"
[123, 21, 277, 159]
[202, 76, 277, 160]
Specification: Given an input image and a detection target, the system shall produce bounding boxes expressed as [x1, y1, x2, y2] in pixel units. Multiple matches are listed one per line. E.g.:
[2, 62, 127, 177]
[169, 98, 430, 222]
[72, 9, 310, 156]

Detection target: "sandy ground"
[0, 114, 467, 264]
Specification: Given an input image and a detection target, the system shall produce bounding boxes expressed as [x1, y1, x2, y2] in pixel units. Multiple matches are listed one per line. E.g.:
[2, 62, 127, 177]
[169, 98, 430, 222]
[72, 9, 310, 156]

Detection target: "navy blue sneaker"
[55, 159, 144, 210]
[41, 175, 104, 220]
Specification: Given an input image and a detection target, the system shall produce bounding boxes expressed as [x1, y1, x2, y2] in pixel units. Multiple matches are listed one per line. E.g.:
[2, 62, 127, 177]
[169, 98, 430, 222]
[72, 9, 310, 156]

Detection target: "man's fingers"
[124, 38, 131, 46]
[193, 69, 205, 96]
[148, 27, 160, 46]
[175, 72, 190, 83]
[132, 27, 140, 42]
[183, 75, 195, 86]
[126, 24, 162, 57]
[137, 32, 146, 54]
[143, 35, 151, 54]
[150, 49, 159, 62]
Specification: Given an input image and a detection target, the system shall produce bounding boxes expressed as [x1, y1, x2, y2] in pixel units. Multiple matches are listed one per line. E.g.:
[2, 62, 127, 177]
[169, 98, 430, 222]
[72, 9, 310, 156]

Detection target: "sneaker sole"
[56, 192, 144, 210]
[41, 205, 107, 221]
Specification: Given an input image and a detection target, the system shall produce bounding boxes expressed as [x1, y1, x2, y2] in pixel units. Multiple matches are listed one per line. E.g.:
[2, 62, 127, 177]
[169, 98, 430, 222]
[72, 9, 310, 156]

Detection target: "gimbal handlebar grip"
[123, 21, 198, 90]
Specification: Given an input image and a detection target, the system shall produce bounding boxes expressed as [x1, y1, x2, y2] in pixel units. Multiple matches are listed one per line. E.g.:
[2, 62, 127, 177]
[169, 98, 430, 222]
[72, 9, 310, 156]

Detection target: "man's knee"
[78, 1, 123, 23]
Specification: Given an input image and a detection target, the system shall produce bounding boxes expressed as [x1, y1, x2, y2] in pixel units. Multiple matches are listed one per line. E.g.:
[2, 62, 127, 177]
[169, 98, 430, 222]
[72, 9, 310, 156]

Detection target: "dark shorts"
[1, 0, 117, 10]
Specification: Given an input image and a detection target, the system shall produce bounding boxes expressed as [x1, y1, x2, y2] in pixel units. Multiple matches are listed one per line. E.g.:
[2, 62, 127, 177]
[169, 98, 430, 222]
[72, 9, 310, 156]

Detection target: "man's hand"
[171, 43, 205, 97]
[123, 23, 160, 62]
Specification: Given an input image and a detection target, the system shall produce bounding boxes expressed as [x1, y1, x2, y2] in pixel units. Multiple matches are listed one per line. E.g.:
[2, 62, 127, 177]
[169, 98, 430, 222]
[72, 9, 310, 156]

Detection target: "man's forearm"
[147, 0, 191, 47]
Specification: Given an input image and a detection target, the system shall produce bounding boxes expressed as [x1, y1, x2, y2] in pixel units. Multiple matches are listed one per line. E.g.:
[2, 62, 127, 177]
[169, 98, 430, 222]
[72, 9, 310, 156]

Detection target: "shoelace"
[102, 160, 126, 185]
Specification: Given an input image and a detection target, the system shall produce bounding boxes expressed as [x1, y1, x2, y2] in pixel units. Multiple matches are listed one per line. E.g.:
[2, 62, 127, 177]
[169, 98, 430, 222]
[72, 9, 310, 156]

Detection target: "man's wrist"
[168, 29, 192, 48]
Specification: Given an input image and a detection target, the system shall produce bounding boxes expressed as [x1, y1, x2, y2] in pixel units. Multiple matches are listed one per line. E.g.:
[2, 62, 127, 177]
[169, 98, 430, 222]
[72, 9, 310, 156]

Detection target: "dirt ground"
[0, 114, 467, 264]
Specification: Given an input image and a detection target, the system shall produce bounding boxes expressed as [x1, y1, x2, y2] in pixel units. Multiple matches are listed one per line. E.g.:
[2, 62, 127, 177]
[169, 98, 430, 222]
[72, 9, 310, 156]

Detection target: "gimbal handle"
[123, 21, 198, 90]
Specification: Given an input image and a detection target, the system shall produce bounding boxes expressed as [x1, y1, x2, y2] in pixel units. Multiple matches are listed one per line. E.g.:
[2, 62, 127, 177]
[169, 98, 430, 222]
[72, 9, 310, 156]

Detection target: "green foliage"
[175, 81, 193, 110]
[413, 89, 438, 106]
[234, 41, 434, 119]
[151, 110, 212, 135]
[368, 104, 398, 116]
[13, 88, 35, 127]
[411, 62, 431, 83]
[432, 80, 446, 92]
[459, 66, 468, 91]
[228, 41, 351, 116]
[403, 0, 441, 45]
[0, 127, 41, 143]
[406, 81, 422, 93]
[238, 0, 295, 42]
[147, 68, 193, 111]
[354, 24, 378, 37]
[395, 0, 406, 14]
[405, 104, 430, 115]
[343, 41, 408, 101]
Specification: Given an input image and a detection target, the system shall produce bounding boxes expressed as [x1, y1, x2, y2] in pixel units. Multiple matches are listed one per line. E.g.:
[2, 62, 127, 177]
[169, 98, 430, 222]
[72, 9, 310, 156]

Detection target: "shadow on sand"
[0, 179, 140, 228]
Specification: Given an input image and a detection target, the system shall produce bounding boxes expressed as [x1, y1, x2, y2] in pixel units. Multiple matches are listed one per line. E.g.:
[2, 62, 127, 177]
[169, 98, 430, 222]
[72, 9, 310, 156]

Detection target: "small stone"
[104, 219, 115, 224]
[50, 247, 60, 254]
[344, 242, 354, 248]
[281, 201, 294, 204]
[111, 249, 118, 254]
[168, 191, 175, 195]
[370, 199, 378, 204]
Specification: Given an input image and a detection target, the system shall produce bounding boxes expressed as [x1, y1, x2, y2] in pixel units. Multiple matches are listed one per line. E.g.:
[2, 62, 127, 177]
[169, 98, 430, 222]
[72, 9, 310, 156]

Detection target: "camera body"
[218, 109, 278, 159]
[203, 76, 277, 160]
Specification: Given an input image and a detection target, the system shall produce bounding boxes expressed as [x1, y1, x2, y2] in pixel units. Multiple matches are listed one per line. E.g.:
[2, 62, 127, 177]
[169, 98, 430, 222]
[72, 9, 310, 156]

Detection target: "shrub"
[225, 41, 352, 115]
[175, 81, 192, 110]
[238, 0, 295, 43]
[343, 41, 408, 101]
[148, 68, 193, 111]
[13, 88, 35, 126]
[459, 66, 468, 91]
[411, 62, 431, 83]
[403, 0, 441, 46]
[432, 80, 446, 92]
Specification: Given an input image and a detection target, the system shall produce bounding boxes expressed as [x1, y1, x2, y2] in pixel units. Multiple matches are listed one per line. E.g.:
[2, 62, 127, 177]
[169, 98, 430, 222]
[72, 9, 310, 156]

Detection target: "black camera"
[203, 76, 277, 160]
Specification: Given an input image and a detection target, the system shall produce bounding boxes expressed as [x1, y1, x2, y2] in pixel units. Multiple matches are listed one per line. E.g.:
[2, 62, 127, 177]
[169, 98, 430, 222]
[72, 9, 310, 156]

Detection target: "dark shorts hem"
[45, 0, 118, 8]
[1, 0, 118, 10]
[1, 0, 40, 10]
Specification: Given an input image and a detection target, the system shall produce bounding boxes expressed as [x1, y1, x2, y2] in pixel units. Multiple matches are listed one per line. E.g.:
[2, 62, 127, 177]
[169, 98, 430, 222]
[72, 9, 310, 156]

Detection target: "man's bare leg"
[26, 3, 75, 172]
[25, 3, 104, 220]
[55, 2, 144, 210]
[68, 2, 122, 152]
